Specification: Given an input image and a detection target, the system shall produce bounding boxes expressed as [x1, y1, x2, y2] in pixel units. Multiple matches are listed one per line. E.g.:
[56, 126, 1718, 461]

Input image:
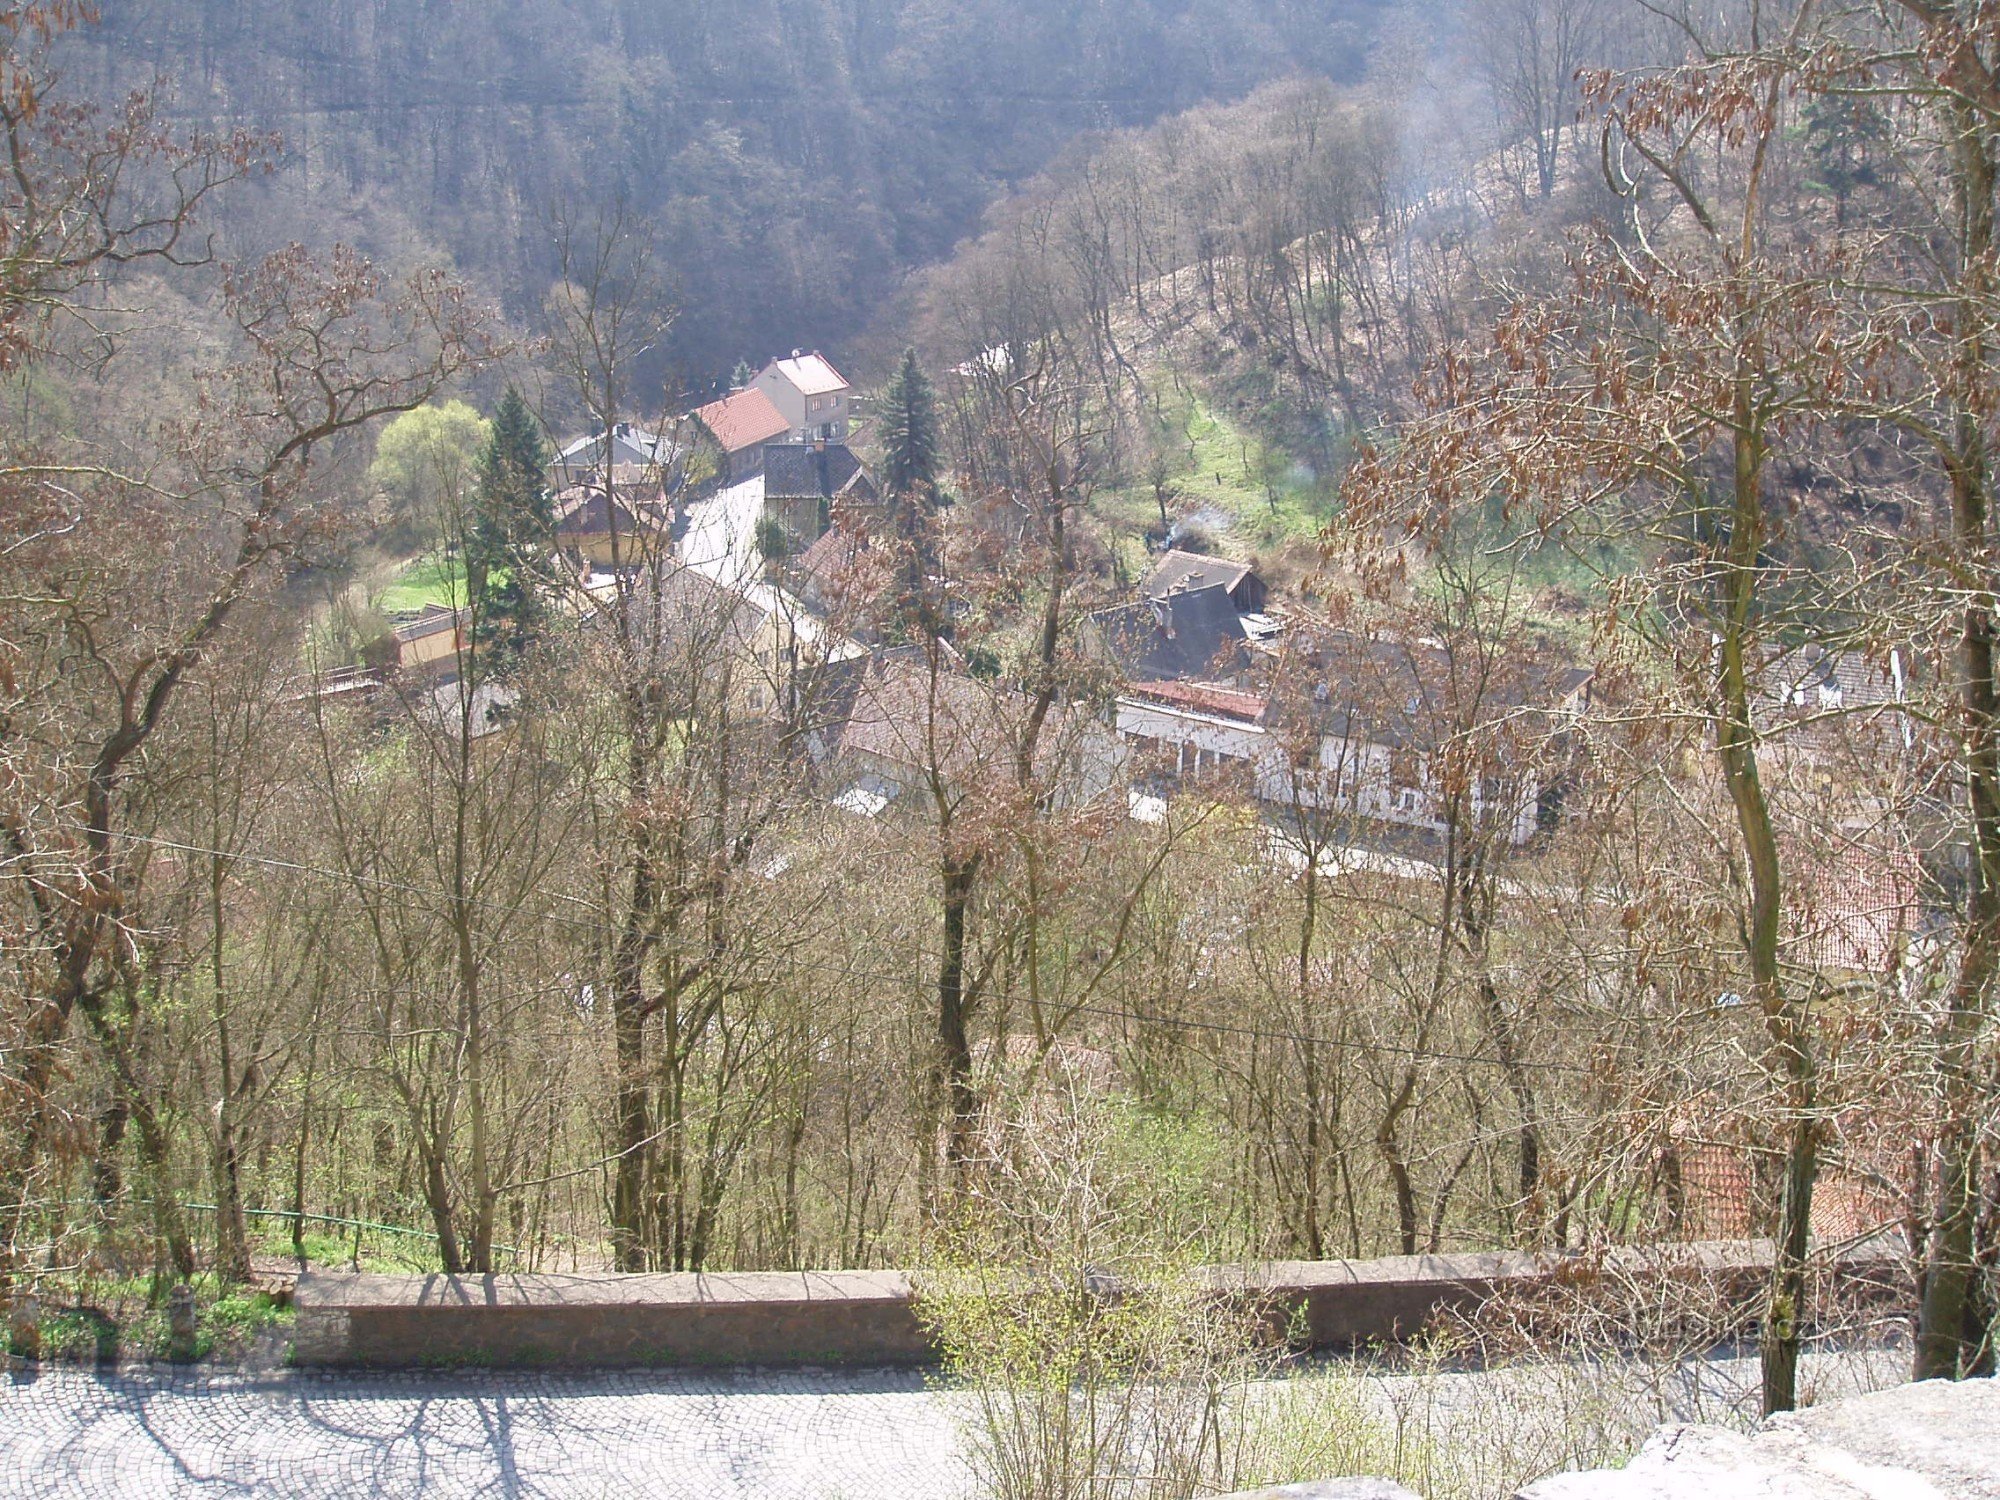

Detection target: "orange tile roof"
[694, 387, 789, 453]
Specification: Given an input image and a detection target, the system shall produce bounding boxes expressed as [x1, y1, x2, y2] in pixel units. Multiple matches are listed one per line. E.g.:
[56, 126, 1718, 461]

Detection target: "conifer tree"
[880, 347, 940, 503]
[879, 348, 943, 634]
[469, 386, 552, 657]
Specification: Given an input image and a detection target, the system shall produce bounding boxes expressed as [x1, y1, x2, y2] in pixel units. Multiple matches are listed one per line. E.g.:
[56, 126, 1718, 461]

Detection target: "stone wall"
[293, 1269, 928, 1369]
[294, 1238, 1903, 1371]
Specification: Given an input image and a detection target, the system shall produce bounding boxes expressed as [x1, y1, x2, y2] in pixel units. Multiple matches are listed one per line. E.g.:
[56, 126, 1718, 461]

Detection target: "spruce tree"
[880, 347, 940, 502]
[470, 386, 552, 658]
[879, 348, 943, 636]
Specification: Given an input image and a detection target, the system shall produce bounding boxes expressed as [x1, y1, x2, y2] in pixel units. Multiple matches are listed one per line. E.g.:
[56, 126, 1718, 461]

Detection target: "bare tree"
[1, 234, 491, 1283]
[1463, 0, 1610, 201]
[1343, 0, 1867, 1410]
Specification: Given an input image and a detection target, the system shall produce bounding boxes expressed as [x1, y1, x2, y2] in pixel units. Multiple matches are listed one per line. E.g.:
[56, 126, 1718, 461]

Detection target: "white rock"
[1518, 1379, 1998, 1500]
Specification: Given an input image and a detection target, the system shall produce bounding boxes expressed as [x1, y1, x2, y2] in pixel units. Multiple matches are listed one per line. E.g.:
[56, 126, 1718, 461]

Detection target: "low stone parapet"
[293, 1238, 1905, 1371]
[1236, 1237, 1839, 1346]
[294, 1268, 927, 1369]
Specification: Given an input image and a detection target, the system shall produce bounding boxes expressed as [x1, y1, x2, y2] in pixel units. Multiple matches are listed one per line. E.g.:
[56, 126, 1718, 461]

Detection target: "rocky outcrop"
[1519, 1378, 1998, 1500]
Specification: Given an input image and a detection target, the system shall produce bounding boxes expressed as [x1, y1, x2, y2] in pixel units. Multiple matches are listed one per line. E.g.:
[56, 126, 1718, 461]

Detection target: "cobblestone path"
[0, 1366, 973, 1499]
[0, 1347, 1909, 1498]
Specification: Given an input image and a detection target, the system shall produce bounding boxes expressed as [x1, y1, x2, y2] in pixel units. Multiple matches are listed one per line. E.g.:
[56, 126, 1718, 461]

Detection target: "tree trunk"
[937, 856, 980, 1171]
[209, 856, 253, 1285]
[610, 986, 649, 1272]
[418, 1128, 464, 1275]
[1919, 90, 2000, 1384]
[1296, 848, 1327, 1261]
[211, 1112, 253, 1285]
[1458, 848, 1541, 1236]
[1716, 359, 1814, 1416]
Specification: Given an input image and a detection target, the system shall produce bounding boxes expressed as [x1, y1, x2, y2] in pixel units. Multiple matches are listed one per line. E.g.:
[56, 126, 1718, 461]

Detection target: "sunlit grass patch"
[373, 552, 469, 614]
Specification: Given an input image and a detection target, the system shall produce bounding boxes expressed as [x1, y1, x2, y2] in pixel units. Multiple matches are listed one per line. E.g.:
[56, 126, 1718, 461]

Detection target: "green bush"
[917, 1069, 1280, 1500]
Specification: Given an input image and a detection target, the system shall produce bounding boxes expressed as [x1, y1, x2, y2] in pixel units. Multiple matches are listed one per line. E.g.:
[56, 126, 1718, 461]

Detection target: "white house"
[753, 352, 851, 443]
[1110, 632, 1591, 847]
[1114, 682, 1274, 785]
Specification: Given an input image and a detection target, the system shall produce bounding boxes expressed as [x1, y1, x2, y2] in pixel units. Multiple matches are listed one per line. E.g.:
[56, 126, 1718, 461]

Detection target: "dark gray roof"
[1088, 583, 1249, 682]
[1142, 549, 1253, 601]
[762, 443, 876, 504]
[552, 424, 679, 475]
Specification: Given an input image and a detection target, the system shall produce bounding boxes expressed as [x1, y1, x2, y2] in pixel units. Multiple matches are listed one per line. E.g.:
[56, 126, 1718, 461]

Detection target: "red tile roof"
[693, 387, 789, 454]
[1671, 1142, 1901, 1241]
[1787, 838, 1920, 974]
[552, 484, 673, 539]
[1125, 679, 1268, 723]
[797, 523, 866, 583]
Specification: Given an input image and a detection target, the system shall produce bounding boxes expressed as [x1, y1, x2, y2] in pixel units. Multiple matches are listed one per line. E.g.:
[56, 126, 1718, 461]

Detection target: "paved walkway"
[0, 1348, 1909, 1499]
[0, 1366, 973, 1499]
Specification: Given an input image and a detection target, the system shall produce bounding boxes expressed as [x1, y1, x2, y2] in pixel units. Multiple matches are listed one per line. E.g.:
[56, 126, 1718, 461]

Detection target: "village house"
[760, 442, 878, 552]
[752, 351, 851, 443]
[1110, 629, 1592, 847]
[1748, 642, 1941, 984]
[1654, 1098, 1905, 1244]
[551, 465, 677, 568]
[1113, 680, 1271, 785]
[1754, 642, 1918, 780]
[389, 602, 469, 673]
[627, 561, 778, 716]
[791, 519, 890, 626]
[1083, 582, 1254, 687]
[691, 386, 791, 484]
[282, 663, 386, 710]
[831, 645, 1118, 816]
[1141, 548, 1269, 615]
[421, 674, 518, 749]
[550, 421, 680, 481]
[617, 560, 868, 726]
[1081, 552, 1278, 693]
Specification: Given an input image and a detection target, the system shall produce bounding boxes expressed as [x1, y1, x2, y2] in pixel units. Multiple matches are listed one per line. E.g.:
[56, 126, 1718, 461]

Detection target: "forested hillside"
[68, 0, 1392, 388]
[894, 3, 1666, 578]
